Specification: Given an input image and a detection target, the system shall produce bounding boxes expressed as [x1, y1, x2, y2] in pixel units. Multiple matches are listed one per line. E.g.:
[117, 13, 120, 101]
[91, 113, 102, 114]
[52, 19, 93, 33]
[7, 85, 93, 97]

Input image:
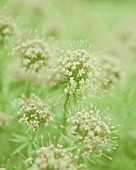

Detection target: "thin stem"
[30, 130, 33, 141]
[24, 70, 31, 94]
[63, 94, 69, 136]
[28, 130, 33, 155]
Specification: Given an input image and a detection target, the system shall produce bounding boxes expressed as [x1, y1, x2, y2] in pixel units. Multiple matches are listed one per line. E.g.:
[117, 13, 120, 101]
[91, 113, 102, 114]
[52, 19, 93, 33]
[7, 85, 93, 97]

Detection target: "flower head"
[14, 39, 49, 71]
[0, 16, 14, 43]
[17, 93, 54, 131]
[27, 144, 83, 170]
[52, 49, 100, 95]
[68, 106, 116, 158]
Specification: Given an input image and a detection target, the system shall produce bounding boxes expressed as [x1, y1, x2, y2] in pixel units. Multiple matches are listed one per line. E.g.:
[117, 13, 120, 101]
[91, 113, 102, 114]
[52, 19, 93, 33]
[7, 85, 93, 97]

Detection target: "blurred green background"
[0, 0, 136, 170]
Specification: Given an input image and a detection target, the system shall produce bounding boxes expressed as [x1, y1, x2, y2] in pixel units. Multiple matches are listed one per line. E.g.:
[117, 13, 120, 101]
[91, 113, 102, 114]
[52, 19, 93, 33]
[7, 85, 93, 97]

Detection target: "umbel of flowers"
[68, 105, 116, 158]
[27, 144, 83, 170]
[0, 16, 14, 43]
[14, 40, 118, 169]
[52, 49, 100, 95]
[14, 39, 49, 71]
[17, 93, 54, 131]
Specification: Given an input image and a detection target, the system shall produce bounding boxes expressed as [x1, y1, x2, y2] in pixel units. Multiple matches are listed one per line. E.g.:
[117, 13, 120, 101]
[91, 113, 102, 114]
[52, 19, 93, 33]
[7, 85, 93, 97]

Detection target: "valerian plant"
[1, 1, 136, 170]
[10, 39, 118, 170]
[1, 14, 118, 168]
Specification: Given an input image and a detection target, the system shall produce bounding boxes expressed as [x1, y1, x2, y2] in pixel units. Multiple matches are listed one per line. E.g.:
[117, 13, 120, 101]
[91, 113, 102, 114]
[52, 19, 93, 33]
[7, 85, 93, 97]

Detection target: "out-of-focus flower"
[100, 55, 122, 89]
[52, 49, 101, 95]
[68, 106, 116, 158]
[129, 35, 136, 54]
[14, 39, 49, 71]
[44, 22, 63, 37]
[27, 144, 84, 170]
[0, 112, 8, 129]
[117, 20, 136, 43]
[17, 93, 54, 131]
[0, 16, 14, 43]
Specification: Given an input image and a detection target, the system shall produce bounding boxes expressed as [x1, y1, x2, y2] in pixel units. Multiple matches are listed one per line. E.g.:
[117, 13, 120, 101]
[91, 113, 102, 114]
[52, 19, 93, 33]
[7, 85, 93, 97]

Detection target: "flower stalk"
[63, 94, 70, 136]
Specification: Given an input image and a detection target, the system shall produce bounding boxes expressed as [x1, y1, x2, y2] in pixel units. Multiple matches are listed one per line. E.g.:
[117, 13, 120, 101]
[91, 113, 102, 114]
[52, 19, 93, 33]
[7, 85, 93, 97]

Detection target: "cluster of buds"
[52, 49, 100, 95]
[14, 39, 49, 71]
[68, 106, 115, 158]
[27, 144, 83, 170]
[17, 93, 54, 131]
[0, 16, 14, 43]
[0, 112, 8, 129]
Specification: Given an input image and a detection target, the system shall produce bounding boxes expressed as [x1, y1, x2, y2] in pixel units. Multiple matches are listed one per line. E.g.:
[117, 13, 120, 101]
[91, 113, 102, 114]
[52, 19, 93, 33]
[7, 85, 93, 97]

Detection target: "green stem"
[28, 130, 33, 155]
[63, 94, 69, 136]
[24, 70, 31, 94]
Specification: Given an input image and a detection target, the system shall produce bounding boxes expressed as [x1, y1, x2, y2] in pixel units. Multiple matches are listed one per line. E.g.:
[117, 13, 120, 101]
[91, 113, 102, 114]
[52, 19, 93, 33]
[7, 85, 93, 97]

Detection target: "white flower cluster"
[68, 107, 112, 157]
[0, 112, 8, 129]
[14, 39, 49, 71]
[27, 144, 83, 170]
[17, 93, 54, 131]
[0, 17, 14, 42]
[53, 49, 100, 94]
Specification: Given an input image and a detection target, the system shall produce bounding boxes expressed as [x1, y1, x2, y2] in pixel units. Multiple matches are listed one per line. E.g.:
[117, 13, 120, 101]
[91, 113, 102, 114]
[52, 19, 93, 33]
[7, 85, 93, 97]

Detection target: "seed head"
[52, 49, 100, 95]
[68, 106, 115, 157]
[14, 39, 49, 71]
[17, 93, 54, 131]
[27, 144, 83, 170]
